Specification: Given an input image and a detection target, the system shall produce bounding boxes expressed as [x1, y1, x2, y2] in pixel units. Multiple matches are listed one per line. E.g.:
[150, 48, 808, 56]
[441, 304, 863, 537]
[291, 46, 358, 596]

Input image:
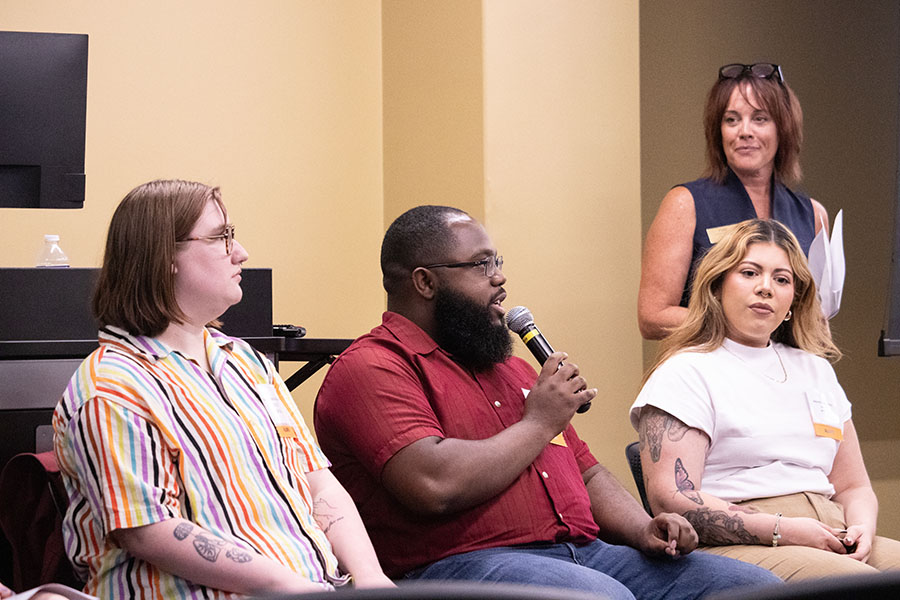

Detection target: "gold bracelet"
[772, 512, 783, 547]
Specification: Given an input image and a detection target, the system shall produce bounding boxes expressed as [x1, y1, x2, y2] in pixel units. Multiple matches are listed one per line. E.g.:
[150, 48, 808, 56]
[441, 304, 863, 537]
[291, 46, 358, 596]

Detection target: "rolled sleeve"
[64, 397, 180, 535]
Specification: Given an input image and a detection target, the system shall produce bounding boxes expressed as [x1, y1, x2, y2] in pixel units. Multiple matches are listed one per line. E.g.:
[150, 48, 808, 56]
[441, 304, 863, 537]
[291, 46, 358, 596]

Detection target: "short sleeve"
[818, 356, 852, 425]
[59, 397, 180, 535]
[315, 345, 444, 478]
[563, 425, 599, 473]
[629, 353, 717, 439]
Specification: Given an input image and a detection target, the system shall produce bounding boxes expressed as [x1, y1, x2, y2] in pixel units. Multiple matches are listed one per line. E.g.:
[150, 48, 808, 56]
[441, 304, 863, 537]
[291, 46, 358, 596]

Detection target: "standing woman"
[53, 180, 391, 598]
[639, 63, 829, 340]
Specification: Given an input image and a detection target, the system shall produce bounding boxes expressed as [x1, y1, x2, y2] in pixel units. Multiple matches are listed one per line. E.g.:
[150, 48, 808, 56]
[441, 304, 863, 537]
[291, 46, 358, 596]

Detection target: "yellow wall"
[4, 0, 892, 543]
[482, 0, 642, 489]
[640, 0, 900, 538]
[381, 0, 642, 488]
[382, 0, 485, 224]
[0, 0, 386, 419]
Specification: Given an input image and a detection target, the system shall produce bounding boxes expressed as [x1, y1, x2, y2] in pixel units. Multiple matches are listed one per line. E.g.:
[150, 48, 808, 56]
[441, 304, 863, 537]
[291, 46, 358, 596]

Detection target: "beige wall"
[482, 0, 642, 488]
[6, 0, 888, 544]
[640, 0, 900, 538]
[382, 0, 642, 488]
[382, 0, 485, 224]
[0, 0, 386, 420]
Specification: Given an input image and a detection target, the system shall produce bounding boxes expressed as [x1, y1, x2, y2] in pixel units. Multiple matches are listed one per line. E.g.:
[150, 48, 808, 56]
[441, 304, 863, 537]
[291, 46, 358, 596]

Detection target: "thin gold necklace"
[723, 342, 787, 384]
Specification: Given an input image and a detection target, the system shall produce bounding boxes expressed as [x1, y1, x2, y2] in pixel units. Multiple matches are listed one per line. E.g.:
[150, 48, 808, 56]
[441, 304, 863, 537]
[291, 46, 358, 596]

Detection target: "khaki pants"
[699, 492, 900, 581]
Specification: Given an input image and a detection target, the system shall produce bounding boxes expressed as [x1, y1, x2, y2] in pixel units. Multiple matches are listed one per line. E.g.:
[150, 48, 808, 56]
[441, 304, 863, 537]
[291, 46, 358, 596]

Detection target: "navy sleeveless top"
[679, 168, 816, 306]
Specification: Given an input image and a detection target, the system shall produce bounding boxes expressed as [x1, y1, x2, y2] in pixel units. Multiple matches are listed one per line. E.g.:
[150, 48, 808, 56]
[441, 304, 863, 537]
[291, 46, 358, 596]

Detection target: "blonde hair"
[645, 219, 839, 383]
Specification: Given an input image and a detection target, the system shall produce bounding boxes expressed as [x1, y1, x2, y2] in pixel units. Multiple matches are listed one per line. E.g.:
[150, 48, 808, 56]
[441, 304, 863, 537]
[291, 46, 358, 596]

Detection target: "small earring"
[784, 310, 792, 322]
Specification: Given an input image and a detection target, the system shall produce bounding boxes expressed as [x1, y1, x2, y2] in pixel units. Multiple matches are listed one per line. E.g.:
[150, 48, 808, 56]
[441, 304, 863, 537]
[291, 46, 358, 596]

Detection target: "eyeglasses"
[422, 254, 504, 278]
[178, 224, 235, 255]
[718, 63, 784, 85]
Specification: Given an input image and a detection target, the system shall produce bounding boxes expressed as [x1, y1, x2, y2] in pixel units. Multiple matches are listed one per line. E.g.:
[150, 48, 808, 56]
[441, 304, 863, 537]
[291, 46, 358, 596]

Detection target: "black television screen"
[0, 31, 88, 209]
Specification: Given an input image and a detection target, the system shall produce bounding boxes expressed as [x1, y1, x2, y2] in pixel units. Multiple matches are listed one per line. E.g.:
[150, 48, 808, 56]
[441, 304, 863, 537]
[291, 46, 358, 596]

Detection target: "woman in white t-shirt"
[631, 218, 900, 581]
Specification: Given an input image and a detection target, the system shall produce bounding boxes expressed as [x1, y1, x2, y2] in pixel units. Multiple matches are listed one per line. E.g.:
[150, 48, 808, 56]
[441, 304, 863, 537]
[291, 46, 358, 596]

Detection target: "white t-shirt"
[630, 338, 851, 502]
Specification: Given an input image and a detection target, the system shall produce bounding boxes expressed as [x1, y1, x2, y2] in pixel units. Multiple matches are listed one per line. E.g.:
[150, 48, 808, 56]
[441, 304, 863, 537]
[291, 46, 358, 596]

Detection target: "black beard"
[433, 286, 513, 371]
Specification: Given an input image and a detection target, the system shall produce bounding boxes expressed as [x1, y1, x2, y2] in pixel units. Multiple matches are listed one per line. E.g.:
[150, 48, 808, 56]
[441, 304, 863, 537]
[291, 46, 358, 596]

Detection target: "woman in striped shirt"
[53, 180, 391, 599]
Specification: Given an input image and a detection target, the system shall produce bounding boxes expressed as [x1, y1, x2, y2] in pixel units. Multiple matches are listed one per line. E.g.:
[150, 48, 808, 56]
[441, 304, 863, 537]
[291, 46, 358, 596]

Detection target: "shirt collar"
[380, 311, 440, 355]
[99, 325, 234, 362]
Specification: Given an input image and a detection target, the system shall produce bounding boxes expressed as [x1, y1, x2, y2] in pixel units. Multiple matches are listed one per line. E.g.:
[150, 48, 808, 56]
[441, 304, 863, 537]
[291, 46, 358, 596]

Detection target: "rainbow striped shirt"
[53, 326, 347, 599]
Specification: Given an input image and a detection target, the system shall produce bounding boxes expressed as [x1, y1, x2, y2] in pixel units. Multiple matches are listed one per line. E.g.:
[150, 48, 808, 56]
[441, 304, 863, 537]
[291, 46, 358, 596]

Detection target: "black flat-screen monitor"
[0, 31, 88, 209]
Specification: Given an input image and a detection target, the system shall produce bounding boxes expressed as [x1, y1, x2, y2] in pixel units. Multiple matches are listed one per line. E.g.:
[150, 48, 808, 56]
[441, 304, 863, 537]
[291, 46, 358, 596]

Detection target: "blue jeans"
[405, 541, 781, 600]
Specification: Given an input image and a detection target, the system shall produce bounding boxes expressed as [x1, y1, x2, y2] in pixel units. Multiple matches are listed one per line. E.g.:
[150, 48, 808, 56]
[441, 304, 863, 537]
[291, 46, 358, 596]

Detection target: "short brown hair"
[703, 74, 804, 184]
[645, 219, 839, 384]
[93, 179, 225, 337]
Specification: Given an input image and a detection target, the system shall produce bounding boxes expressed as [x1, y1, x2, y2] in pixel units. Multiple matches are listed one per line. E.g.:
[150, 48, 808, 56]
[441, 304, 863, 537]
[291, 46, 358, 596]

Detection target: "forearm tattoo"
[313, 498, 344, 535]
[674, 458, 703, 505]
[173, 522, 193, 540]
[682, 507, 761, 545]
[193, 534, 225, 562]
[639, 406, 690, 462]
[170, 523, 254, 564]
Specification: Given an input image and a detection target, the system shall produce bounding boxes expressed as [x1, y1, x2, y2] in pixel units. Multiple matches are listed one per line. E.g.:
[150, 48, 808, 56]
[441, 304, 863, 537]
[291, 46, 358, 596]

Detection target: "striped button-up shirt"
[53, 326, 345, 599]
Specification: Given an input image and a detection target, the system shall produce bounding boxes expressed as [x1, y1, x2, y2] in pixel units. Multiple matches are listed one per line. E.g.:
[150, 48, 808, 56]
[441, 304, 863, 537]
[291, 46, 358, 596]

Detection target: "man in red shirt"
[314, 206, 780, 599]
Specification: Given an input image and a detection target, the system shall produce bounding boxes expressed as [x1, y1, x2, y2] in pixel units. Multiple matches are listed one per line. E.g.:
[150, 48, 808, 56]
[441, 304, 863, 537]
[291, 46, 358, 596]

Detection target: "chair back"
[624, 441, 653, 515]
[0, 451, 84, 592]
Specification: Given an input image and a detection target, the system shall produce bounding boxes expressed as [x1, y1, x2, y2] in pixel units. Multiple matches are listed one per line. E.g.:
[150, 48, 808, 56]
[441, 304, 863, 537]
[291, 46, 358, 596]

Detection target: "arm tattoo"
[639, 406, 692, 463]
[173, 522, 193, 540]
[674, 458, 703, 505]
[313, 498, 345, 535]
[193, 534, 225, 562]
[682, 507, 761, 545]
[226, 547, 253, 563]
[171, 523, 255, 564]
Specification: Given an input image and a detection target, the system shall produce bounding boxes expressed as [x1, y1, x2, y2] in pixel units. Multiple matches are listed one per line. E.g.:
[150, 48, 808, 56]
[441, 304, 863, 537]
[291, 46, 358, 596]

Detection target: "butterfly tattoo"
[675, 458, 704, 505]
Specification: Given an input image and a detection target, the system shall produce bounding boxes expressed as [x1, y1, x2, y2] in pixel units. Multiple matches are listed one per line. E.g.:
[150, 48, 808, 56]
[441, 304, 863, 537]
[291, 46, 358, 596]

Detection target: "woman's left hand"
[842, 524, 874, 563]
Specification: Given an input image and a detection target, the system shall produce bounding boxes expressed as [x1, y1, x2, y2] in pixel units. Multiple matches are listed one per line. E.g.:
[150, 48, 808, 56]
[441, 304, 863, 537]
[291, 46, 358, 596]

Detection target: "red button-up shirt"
[314, 312, 600, 576]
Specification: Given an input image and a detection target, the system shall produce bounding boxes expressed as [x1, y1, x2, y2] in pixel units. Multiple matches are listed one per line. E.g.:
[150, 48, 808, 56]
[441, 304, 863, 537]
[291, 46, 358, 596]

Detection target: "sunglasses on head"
[718, 63, 784, 85]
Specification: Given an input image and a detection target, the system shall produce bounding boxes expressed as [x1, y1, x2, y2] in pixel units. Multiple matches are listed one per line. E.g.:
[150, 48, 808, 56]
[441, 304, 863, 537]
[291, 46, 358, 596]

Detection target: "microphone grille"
[505, 306, 534, 334]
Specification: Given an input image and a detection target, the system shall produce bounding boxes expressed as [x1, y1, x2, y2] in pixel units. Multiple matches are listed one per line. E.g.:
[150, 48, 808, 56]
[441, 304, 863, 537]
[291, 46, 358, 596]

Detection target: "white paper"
[807, 209, 845, 319]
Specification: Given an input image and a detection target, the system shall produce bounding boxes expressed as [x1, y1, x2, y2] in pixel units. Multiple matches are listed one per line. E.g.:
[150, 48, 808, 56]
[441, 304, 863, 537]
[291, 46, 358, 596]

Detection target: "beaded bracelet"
[772, 512, 783, 547]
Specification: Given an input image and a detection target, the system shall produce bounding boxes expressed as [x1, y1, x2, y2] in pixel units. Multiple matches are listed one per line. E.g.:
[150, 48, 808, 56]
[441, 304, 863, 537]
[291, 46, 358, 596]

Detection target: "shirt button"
[558, 513, 564, 520]
[494, 401, 501, 407]
[541, 471, 549, 478]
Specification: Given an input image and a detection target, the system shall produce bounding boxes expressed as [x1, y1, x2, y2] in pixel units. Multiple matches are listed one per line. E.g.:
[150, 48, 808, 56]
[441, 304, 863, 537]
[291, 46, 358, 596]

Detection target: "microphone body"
[505, 306, 591, 413]
[517, 321, 555, 365]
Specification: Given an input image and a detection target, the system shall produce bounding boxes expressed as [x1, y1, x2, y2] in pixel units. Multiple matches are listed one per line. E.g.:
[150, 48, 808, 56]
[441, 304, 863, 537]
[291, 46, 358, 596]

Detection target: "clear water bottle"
[36, 234, 70, 267]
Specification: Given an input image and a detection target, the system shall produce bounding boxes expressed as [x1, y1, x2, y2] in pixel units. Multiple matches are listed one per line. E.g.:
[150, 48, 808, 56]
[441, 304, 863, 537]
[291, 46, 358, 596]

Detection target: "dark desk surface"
[0, 336, 352, 361]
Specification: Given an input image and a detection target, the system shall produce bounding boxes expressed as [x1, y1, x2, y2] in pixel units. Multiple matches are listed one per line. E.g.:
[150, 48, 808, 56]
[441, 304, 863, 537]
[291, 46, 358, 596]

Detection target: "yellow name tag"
[706, 224, 738, 245]
[258, 383, 297, 439]
[806, 391, 843, 441]
[276, 425, 298, 439]
[813, 423, 843, 441]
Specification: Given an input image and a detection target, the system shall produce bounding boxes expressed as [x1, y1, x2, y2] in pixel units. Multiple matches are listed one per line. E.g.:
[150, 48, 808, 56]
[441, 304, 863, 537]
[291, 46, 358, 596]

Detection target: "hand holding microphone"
[506, 306, 593, 413]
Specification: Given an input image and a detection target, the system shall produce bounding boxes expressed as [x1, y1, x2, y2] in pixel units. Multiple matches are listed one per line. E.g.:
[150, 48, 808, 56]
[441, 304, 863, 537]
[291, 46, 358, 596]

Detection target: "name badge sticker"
[257, 383, 297, 438]
[706, 224, 738, 245]
[806, 391, 843, 441]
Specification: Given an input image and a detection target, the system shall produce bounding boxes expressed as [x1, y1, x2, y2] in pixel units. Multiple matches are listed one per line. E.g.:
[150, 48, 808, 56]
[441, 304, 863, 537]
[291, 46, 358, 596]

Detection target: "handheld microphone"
[505, 306, 591, 413]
